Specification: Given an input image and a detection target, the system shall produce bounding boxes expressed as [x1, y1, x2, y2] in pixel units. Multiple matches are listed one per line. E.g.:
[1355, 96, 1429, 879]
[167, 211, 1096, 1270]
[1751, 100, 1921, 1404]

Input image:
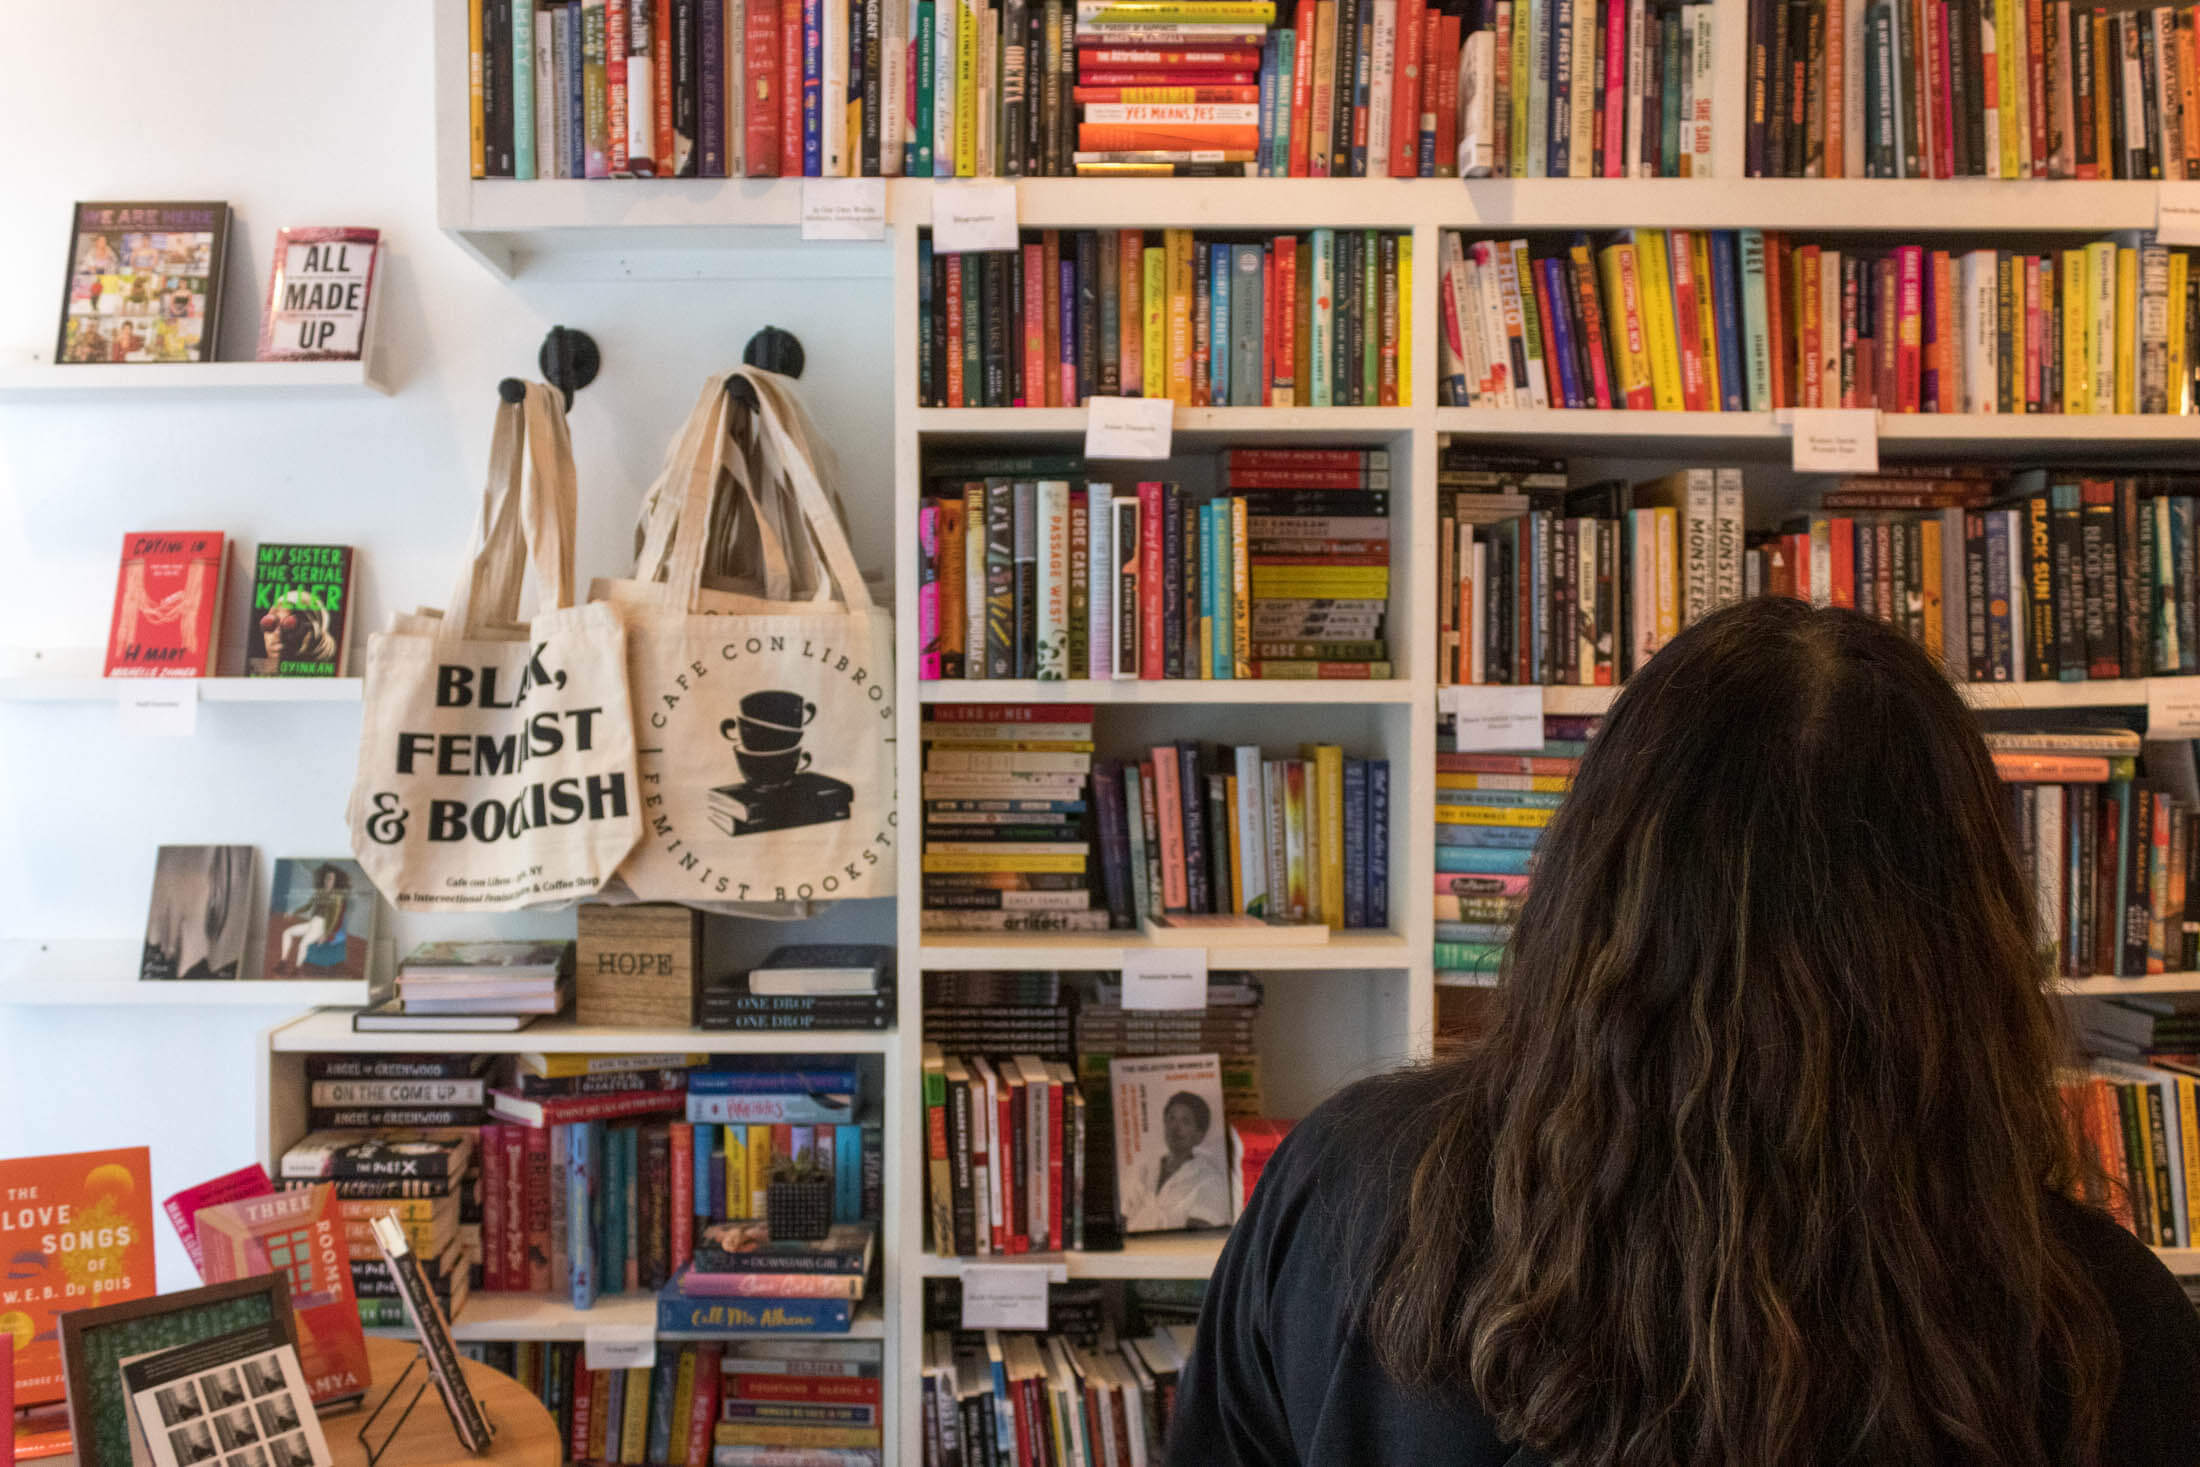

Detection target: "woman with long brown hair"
[1171, 598, 2200, 1466]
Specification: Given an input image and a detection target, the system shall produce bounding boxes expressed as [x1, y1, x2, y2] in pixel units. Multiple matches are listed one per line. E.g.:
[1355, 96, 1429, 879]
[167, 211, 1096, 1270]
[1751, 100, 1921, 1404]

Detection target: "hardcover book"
[261, 859, 378, 983]
[162, 1166, 275, 1277]
[141, 846, 256, 982]
[241, 545, 355, 677]
[255, 228, 379, 362]
[0, 1147, 158, 1408]
[192, 1186, 370, 1412]
[57, 202, 229, 364]
[1109, 1053, 1231, 1233]
[105, 533, 230, 677]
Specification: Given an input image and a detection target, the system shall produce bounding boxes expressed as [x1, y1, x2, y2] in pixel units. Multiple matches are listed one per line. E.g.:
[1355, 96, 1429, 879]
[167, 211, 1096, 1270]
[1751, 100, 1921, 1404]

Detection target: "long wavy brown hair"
[1371, 598, 2119, 1465]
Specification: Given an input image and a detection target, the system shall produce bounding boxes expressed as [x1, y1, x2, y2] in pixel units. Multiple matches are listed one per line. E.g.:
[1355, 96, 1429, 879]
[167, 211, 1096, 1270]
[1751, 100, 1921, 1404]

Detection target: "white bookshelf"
[0, 940, 377, 1008]
[1519, 678, 2172, 716]
[0, 359, 390, 397]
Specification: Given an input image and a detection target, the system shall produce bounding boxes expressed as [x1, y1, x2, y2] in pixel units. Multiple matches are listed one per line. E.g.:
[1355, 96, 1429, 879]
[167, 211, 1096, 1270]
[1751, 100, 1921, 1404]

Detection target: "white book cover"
[2123, 16, 2148, 163]
[1962, 249, 1997, 411]
[1939, 506, 1969, 676]
[1036, 481, 1070, 679]
[1714, 467, 1744, 609]
[2160, 11, 2186, 182]
[1016, 1054, 1052, 1245]
[1311, 237, 1336, 404]
[1261, 761, 1290, 921]
[1818, 248, 1842, 405]
[1500, 241, 1550, 408]
[963, 495, 988, 674]
[2141, 242, 2171, 413]
[2003, 509, 2028, 682]
[1575, 519, 1596, 682]
[1474, 244, 1516, 407]
[1625, 0, 1649, 174]
[728, 0, 747, 175]
[934, 0, 958, 175]
[1460, 29, 1498, 175]
[1111, 1053, 1231, 1232]
[1087, 485, 1114, 680]
[535, 9, 558, 179]
[2034, 786, 2063, 950]
[1367, 0, 1397, 178]
[1232, 745, 1269, 917]
[625, 2, 654, 173]
[1689, 3, 1714, 174]
[1569, 0, 1597, 177]
[823, 0, 849, 174]
[1460, 258, 1494, 404]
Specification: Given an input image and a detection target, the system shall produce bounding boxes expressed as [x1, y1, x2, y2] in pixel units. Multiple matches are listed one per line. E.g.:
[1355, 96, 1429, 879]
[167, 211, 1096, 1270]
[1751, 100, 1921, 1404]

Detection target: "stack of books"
[659, 1221, 879, 1339]
[1074, 0, 1275, 172]
[354, 941, 574, 1033]
[1088, 742, 1389, 929]
[922, 704, 1110, 933]
[1745, 0, 2199, 179]
[1231, 447, 1392, 677]
[1434, 715, 1590, 981]
[1441, 228, 2200, 416]
[278, 1123, 479, 1328]
[304, 1053, 492, 1131]
[919, 227, 1412, 408]
[1458, 0, 1715, 177]
[701, 943, 897, 1031]
[917, 1325, 1190, 1463]
[713, 1339, 884, 1461]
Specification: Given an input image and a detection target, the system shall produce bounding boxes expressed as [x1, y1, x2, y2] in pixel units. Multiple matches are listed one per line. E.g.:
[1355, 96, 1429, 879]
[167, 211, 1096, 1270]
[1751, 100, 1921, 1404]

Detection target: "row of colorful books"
[1088, 743, 1391, 929]
[460, 1338, 885, 1466]
[1746, 0, 2200, 179]
[102, 532, 356, 679]
[922, 705, 1110, 931]
[918, 227, 1412, 407]
[275, 1117, 482, 1327]
[1457, 0, 1717, 176]
[2063, 1059, 2200, 1253]
[1438, 228, 2200, 415]
[917, 1326, 1190, 1465]
[1432, 720, 1588, 980]
[917, 450, 1393, 682]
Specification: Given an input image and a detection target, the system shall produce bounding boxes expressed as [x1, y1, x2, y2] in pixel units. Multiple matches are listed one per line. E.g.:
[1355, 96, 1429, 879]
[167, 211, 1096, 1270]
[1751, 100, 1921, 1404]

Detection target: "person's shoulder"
[1260, 1067, 1463, 1216]
[2047, 1194, 2200, 1355]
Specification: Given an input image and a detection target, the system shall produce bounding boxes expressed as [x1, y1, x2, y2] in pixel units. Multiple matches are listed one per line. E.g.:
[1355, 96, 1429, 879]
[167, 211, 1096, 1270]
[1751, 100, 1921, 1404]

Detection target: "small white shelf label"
[1084, 395, 1174, 460]
[2160, 185, 2200, 246]
[2149, 678, 2200, 737]
[931, 183, 1019, 253]
[117, 682, 197, 737]
[584, 1322, 658, 1371]
[1790, 408, 1879, 472]
[801, 179, 887, 240]
[1439, 684, 1544, 752]
[1119, 945, 1208, 1010]
[960, 1262, 1056, 1329]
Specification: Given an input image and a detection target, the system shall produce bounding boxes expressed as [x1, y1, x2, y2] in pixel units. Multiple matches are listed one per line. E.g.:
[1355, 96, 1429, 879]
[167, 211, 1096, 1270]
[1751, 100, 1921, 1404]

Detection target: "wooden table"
[322, 1336, 560, 1467]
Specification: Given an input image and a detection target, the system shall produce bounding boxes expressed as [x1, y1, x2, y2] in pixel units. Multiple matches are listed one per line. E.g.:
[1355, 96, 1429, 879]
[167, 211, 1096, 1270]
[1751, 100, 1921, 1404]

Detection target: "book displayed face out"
[141, 846, 256, 983]
[57, 203, 229, 365]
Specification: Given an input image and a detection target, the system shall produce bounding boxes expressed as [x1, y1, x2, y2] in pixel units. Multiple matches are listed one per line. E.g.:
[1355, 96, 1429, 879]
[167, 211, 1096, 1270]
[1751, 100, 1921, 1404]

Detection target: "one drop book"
[1109, 1054, 1231, 1234]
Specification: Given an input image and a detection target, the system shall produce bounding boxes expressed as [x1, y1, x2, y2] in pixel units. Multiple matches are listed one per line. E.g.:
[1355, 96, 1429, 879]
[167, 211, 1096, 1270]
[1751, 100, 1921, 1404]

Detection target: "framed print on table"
[58, 1275, 298, 1467]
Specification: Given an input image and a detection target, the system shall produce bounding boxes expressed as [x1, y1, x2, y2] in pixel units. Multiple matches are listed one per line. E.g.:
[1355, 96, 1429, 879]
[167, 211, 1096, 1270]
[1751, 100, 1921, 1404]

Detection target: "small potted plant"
[765, 1152, 834, 1241]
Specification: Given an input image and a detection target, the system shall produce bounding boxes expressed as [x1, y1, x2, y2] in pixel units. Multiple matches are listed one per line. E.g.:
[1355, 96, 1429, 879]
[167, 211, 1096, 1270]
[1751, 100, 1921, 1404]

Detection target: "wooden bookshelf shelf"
[916, 1232, 1228, 1281]
[920, 679, 1416, 706]
[389, 1292, 887, 1343]
[2152, 1248, 2200, 1274]
[914, 929, 1415, 971]
[267, 1009, 897, 1054]
[0, 360, 389, 396]
[2057, 974, 2200, 998]
[0, 940, 374, 1008]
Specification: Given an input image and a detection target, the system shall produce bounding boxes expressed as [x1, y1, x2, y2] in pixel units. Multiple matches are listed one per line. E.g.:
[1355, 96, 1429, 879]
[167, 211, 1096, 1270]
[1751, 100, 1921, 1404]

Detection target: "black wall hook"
[499, 326, 601, 409]
[726, 326, 805, 410]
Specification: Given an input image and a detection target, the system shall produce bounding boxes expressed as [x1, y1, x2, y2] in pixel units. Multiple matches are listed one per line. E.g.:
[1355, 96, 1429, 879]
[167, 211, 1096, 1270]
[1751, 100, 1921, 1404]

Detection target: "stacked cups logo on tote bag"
[594, 368, 894, 908]
[347, 382, 641, 910]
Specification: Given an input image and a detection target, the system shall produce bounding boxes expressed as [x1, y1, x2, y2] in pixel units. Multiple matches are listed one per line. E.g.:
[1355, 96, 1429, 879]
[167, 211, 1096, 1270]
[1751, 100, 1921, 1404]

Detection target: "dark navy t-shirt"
[1169, 1070, 2200, 1466]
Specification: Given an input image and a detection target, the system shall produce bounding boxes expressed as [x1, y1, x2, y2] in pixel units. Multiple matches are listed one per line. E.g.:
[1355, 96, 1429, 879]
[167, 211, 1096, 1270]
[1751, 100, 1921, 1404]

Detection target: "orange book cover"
[1075, 124, 1262, 149]
[1, 1148, 156, 1409]
[1797, 246, 1824, 408]
[194, 1185, 370, 1411]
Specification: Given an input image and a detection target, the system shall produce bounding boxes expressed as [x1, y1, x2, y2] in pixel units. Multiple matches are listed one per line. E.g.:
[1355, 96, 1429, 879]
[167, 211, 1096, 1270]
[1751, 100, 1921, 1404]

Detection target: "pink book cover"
[256, 227, 379, 362]
[1150, 744, 1188, 911]
[1435, 871, 1533, 896]
[162, 1164, 274, 1276]
[194, 1185, 369, 1410]
[919, 502, 943, 679]
[1602, 0, 1628, 174]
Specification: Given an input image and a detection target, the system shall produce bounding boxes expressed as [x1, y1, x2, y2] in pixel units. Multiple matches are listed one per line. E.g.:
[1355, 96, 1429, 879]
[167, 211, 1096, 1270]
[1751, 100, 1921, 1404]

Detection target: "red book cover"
[1765, 232, 1792, 409]
[1528, 260, 1566, 406]
[1047, 1073, 1066, 1251]
[104, 532, 227, 677]
[1275, 236, 1298, 400]
[1829, 517, 1856, 607]
[490, 1088, 686, 1127]
[162, 1165, 273, 1277]
[670, 1123, 695, 1273]
[655, 0, 677, 168]
[480, 1122, 507, 1290]
[1150, 744, 1188, 909]
[1075, 68, 1260, 84]
[1121, 230, 1145, 395]
[606, 0, 631, 173]
[1138, 482, 1167, 678]
[2024, 254, 2044, 411]
[1, 1148, 157, 1408]
[568, 1354, 594, 1462]
[195, 1185, 370, 1410]
[1289, 0, 1317, 174]
[524, 1124, 552, 1291]
[923, 701, 1097, 722]
[1079, 46, 1262, 65]
[1897, 246, 1924, 411]
[996, 1075, 1022, 1253]
[1668, 233, 1709, 411]
[2027, 0, 2049, 173]
[1390, 0, 1425, 175]
[500, 1127, 527, 1289]
[1433, 15, 1462, 175]
[1023, 242, 1047, 406]
[1044, 231, 1069, 408]
[779, 0, 803, 174]
[745, 0, 783, 173]
[1573, 254, 1615, 407]
[2, 1334, 12, 1466]
[682, 1344, 722, 1467]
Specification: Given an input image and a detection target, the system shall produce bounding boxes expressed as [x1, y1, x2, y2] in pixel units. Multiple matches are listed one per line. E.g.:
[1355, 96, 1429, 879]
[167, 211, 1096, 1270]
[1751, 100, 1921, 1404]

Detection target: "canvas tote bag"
[594, 367, 895, 910]
[347, 382, 641, 911]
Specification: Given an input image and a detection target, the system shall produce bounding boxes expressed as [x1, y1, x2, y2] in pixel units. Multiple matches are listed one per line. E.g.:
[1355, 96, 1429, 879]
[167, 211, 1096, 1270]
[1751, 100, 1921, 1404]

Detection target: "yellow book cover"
[1434, 805, 1558, 826]
[622, 1367, 653, 1464]
[2116, 246, 2138, 414]
[524, 1052, 706, 1078]
[1076, 0, 1277, 17]
[2172, 253, 2192, 414]
[1249, 570, 1392, 594]
[1168, 228, 1194, 403]
[1302, 743, 1344, 928]
[1224, 774, 1245, 912]
[669, 1349, 697, 1459]
[1398, 235, 1413, 404]
[1143, 247, 1169, 398]
[1920, 519, 1944, 662]
[2062, 247, 2089, 414]
[1598, 243, 1655, 405]
[2135, 1083, 2161, 1240]
[1231, 497, 1252, 669]
[588, 1372, 612, 1462]
[1996, 0, 2021, 177]
[1690, 231, 1721, 408]
[334, 1194, 453, 1223]
[746, 1124, 771, 1216]
[1653, 504, 1679, 645]
[470, 0, 487, 177]
[1199, 592, 1214, 676]
[723, 1126, 748, 1217]
[923, 852, 1089, 872]
[1437, 772, 1572, 791]
[2179, 1074, 2200, 1239]
[1628, 230, 1686, 410]
[716, 1425, 886, 1450]
[2087, 240, 2118, 413]
[955, 0, 980, 175]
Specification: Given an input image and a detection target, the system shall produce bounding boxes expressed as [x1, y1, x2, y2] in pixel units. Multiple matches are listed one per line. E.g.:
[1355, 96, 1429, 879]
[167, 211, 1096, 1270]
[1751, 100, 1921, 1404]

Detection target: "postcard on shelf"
[106, 533, 229, 678]
[193, 1186, 368, 1412]
[261, 859, 378, 983]
[255, 228, 378, 362]
[1, 1148, 157, 1408]
[56, 202, 229, 365]
[1110, 1054, 1231, 1234]
[241, 546, 354, 677]
[162, 1166, 274, 1277]
[118, 1316, 332, 1467]
[141, 846, 255, 982]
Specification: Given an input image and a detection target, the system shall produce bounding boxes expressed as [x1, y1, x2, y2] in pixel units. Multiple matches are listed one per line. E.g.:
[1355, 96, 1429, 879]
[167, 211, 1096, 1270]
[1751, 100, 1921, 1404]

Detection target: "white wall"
[0, 2, 896, 1290]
